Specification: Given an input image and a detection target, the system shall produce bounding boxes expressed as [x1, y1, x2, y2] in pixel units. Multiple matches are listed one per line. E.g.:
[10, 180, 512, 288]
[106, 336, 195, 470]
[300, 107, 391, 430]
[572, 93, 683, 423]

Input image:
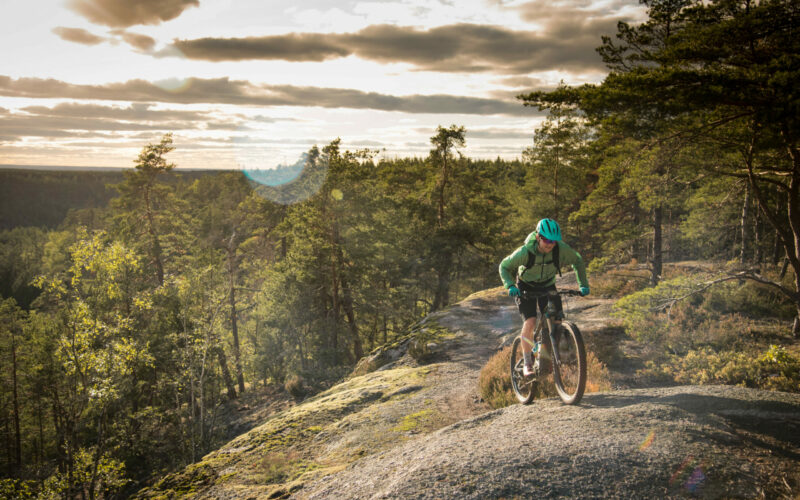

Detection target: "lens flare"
[154, 77, 192, 93]
[669, 455, 706, 493]
[669, 455, 695, 485]
[638, 429, 656, 451]
[242, 152, 328, 205]
[685, 465, 706, 493]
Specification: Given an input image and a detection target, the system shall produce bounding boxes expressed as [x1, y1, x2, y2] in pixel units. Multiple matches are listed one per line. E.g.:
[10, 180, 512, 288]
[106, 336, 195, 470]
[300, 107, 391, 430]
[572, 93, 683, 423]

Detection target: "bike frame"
[522, 289, 579, 377]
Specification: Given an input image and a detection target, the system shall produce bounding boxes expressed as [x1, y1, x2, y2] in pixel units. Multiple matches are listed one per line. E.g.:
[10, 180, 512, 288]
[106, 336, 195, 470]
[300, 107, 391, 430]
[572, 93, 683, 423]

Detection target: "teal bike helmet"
[536, 218, 562, 242]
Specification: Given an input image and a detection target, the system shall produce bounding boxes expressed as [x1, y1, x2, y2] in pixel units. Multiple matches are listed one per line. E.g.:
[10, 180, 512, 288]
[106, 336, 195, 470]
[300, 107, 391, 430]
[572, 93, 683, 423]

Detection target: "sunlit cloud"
[20, 102, 209, 121]
[52, 26, 106, 46]
[0, 76, 532, 116]
[0, 102, 244, 140]
[113, 30, 157, 51]
[53, 26, 157, 53]
[494, 76, 553, 89]
[66, 0, 200, 28]
[166, 23, 610, 73]
[466, 128, 532, 140]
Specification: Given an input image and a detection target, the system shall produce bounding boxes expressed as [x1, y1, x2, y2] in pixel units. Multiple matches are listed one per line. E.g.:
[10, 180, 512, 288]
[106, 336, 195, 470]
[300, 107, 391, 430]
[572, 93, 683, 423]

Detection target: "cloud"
[52, 26, 107, 45]
[20, 102, 210, 122]
[0, 103, 242, 141]
[515, 0, 645, 24]
[0, 115, 190, 137]
[167, 23, 609, 73]
[171, 33, 349, 62]
[244, 114, 303, 123]
[67, 0, 200, 28]
[0, 75, 535, 116]
[115, 30, 157, 51]
[53, 26, 156, 52]
[413, 126, 533, 140]
[466, 128, 533, 140]
[494, 76, 552, 89]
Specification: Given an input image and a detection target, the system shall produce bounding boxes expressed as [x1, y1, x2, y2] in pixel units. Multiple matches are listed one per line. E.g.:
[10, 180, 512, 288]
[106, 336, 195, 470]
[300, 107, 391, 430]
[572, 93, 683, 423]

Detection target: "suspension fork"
[544, 314, 561, 368]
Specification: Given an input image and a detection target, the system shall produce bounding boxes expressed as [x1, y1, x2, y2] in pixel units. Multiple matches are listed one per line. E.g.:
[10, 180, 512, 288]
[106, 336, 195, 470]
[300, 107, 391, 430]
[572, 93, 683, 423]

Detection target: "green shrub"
[0, 479, 36, 499]
[639, 344, 800, 392]
[702, 280, 795, 320]
[613, 276, 698, 344]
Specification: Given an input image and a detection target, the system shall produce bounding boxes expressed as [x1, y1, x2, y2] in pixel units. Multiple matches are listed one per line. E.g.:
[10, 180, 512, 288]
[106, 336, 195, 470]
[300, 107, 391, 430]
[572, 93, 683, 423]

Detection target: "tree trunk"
[744, 122, 800, 335]
[785, 134, 800, 337]
[10, 326, 21, 473]
[740, 181, 751, 264]
[216, 347, 237, 400]
[88, 414, 106, 500]
[754, 209, 763, 264]
[143, 187, 165, 285]
[36, 394, 44, 469]
[3, 410, 9, 476]
[437, 153, 449, 226]
[229, 272, 244, 393]
[553, 145, 560, 223]
[650, 206, 663, 287]
[774, 228, 784, 266]
[432, 261, 451, 311]
[341, 277, 364, 361]
[224, 229, 246, 394]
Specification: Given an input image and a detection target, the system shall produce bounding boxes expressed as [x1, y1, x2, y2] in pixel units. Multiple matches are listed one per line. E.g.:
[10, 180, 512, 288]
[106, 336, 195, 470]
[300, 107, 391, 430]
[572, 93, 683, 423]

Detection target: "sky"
[0, 0, 646, 170]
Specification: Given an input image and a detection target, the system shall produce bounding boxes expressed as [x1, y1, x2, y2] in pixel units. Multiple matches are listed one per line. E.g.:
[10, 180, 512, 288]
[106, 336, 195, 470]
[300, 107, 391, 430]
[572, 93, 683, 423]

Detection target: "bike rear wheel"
[552, 321, 586, 405]
[510, 336, 536, 404]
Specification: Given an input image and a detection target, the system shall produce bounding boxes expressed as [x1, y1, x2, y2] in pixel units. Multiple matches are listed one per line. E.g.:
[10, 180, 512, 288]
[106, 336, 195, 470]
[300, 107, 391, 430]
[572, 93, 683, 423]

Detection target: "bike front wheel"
[552, 321, 586, 405]
[510, 336, 536, 404]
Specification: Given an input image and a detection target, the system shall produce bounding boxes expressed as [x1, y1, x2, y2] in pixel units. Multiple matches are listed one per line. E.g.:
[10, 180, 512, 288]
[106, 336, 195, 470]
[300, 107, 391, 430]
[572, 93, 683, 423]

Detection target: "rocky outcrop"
[136, 287, 800, 499]
[300, 385, 800, 499]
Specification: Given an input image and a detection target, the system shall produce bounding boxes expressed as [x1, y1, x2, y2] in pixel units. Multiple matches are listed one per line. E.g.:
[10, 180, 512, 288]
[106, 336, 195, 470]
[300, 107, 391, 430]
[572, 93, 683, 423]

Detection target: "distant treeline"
[0, 169, 219, 230]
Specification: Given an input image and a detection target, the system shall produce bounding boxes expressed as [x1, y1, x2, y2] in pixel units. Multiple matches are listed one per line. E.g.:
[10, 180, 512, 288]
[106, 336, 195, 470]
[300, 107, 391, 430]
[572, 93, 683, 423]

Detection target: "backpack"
[523, 243, 562, 278]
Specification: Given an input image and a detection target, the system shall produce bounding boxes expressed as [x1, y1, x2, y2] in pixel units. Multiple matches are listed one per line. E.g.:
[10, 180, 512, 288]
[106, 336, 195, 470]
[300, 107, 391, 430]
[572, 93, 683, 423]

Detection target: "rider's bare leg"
[521, 317, 536, 366]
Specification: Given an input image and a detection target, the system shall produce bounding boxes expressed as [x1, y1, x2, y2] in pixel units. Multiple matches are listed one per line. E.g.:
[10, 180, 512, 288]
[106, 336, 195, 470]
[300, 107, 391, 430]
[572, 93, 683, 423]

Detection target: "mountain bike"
[509, 289, 586, 405]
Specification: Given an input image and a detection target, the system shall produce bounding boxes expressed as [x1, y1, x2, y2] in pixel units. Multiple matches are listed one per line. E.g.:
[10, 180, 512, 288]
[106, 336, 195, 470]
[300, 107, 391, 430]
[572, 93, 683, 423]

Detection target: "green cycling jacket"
[499, 231, 588, 290]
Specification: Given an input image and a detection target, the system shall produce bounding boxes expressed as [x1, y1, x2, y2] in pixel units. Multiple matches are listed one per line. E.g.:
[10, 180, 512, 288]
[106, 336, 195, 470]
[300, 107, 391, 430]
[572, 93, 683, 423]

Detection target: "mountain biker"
[499, 218, 589, 377]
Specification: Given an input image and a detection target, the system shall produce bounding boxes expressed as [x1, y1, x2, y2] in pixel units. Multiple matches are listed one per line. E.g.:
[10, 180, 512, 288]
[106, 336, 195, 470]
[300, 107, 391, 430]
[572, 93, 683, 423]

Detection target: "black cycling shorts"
[515, 282, 563, 321]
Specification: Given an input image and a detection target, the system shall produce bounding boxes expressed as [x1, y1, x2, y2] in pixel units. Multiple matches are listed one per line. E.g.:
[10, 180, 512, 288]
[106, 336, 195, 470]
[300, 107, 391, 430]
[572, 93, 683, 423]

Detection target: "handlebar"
[520, 289, 583, 299]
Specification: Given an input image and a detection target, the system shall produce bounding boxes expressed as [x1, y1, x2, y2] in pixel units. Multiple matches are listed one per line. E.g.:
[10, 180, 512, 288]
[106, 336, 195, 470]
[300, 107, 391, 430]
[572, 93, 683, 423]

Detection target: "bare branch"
[651, 271, 799, 314]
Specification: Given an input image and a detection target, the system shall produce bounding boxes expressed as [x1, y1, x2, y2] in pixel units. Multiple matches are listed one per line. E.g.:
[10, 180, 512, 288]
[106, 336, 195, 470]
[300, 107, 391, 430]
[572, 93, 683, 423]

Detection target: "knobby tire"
[551, 321, 586, 405]
[510, 336, 536, 404]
